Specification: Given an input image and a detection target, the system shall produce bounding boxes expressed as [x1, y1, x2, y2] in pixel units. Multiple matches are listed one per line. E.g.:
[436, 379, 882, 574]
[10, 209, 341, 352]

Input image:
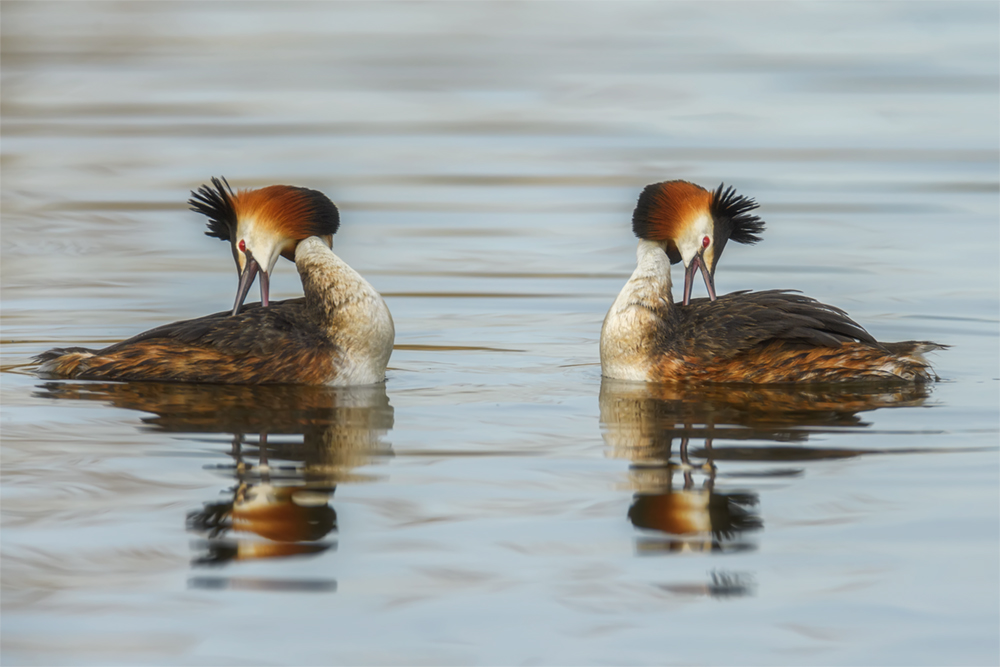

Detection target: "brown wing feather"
[643, 291, 942, 383]
[101, 299, 315, 357]
[664, 290, 881, 359]
[647, 290, 942, 383]
[36, 299, 340, 384]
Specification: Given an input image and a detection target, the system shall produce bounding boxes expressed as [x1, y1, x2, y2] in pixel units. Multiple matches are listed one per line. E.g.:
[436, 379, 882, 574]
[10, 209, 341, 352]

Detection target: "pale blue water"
[2, 2, 998, 665]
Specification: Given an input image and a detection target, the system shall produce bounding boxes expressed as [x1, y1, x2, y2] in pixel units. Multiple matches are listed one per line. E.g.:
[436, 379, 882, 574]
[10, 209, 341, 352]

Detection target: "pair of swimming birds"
[37, 178, 943, 385]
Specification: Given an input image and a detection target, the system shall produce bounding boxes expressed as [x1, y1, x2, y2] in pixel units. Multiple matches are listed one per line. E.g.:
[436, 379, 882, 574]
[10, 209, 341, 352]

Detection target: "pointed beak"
[259, 271, 270, 309]
[682, 251, 716, 306]
[232, 254, 267, 316]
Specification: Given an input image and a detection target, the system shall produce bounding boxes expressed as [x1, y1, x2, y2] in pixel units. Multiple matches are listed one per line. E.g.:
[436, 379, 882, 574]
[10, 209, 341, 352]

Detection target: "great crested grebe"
[36, 179, 394, 385]
[600, 180, 944, 384]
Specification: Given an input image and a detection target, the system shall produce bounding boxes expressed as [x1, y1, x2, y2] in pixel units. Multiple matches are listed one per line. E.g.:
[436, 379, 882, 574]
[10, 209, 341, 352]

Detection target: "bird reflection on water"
[34, 381, 393, 591]
[599, 379, 933, 574]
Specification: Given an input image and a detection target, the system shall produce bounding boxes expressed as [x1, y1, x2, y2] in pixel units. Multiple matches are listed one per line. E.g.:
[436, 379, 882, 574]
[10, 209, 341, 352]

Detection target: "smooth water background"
[2, 2, 998, 665]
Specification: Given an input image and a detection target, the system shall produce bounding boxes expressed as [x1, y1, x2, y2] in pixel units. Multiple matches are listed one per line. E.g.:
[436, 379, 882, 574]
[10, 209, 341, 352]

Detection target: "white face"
[234, 216, 291, 277]
[674, 212, 714, 270]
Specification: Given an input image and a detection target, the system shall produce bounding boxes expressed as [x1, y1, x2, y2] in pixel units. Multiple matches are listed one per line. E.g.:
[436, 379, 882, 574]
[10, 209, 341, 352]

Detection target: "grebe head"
[190, 177, 340, 315]
[632, 180, 764, 305]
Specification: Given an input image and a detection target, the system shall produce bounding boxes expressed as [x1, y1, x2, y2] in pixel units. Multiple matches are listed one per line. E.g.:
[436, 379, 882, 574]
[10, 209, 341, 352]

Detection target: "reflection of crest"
[35, 381, 393, 581]
[627, 464, 761, 554]
[600, 378, 934, 562]
[187, 459, 338, 565]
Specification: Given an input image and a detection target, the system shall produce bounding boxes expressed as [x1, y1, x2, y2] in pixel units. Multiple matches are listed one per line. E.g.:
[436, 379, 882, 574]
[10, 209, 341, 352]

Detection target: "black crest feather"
[189, 176, 237, 241]
[288, 186, 340, 238]
[711, 184, 765, 246]
[631, 182, 666, 241]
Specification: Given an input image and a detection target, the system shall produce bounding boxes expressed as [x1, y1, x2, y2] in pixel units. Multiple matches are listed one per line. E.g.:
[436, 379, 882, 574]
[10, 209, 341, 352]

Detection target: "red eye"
[238, 239, 246, 252]
[702, 236, 710, 248]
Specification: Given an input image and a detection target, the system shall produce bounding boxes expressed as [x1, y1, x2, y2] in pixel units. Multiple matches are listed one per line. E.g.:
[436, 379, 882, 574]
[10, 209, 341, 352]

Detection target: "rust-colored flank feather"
[652, 322, 941, 384]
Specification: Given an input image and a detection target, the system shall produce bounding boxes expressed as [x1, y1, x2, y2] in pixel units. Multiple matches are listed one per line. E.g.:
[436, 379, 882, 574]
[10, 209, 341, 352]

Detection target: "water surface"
[2, 3, 998, 665]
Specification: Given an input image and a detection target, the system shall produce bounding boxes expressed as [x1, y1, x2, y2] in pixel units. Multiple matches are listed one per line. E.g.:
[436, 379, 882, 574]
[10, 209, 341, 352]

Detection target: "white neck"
[599, 240, 674, 381]
[630, 240, 674, 306]
[294, 236, 395, 385]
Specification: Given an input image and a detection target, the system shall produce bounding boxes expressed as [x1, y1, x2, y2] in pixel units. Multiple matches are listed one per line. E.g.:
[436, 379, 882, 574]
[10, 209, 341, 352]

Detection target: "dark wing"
[100, 298, 316, 357]
[53, 298, 340, 384]
[669, 289, 882, 359]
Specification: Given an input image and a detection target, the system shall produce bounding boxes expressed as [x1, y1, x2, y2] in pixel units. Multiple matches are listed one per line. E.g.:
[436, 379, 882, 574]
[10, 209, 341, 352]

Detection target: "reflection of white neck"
[600, 240, 674, 382]
[294, 237, 395, 385]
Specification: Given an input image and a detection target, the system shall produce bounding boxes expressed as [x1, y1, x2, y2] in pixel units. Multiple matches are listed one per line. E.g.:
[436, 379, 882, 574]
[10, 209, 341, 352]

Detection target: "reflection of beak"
[682, 251, 716, 306]
[232, 253, 269, 316]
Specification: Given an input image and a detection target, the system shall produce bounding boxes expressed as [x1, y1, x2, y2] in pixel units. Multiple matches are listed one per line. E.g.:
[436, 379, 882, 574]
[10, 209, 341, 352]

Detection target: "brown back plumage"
[667, 290, 879, 355]
[35, 300, 341, 385]
[647, 290, 942, 383]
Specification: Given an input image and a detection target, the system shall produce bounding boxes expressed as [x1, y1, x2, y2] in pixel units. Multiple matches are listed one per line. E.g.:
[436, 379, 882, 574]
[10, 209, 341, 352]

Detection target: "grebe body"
[601, 182, 943, 384]
[37, 182, 394, 386]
